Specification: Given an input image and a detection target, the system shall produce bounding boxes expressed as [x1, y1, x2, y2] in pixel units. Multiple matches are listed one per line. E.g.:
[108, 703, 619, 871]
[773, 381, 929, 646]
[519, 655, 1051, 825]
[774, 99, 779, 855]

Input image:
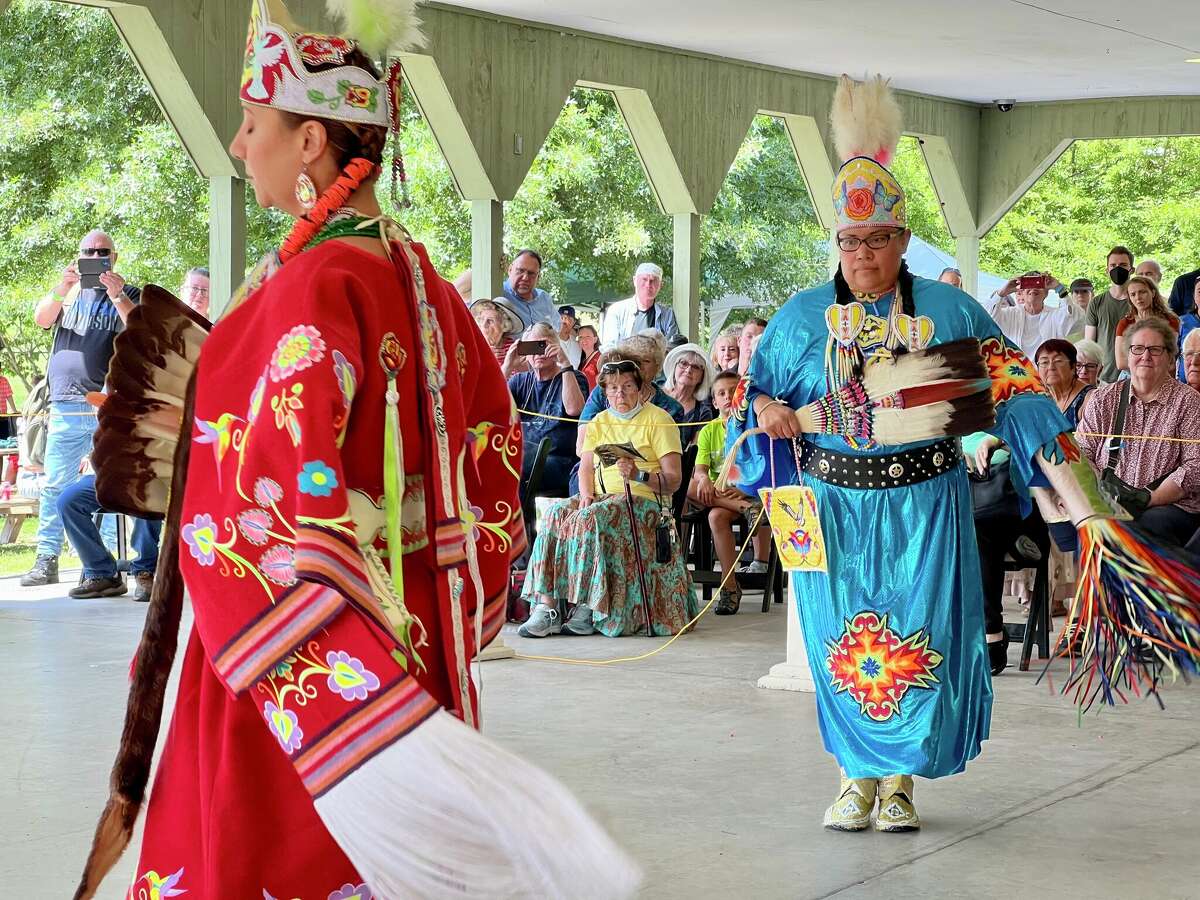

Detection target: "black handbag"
[969, 458, 1020, 520]
[1100, 380, 1161, 518]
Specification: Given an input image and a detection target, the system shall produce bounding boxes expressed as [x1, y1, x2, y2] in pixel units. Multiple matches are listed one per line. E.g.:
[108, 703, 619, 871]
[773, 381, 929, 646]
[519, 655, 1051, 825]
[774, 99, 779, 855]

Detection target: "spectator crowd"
[472, 243, 1200, 652]
[9, 231, 1198, 665]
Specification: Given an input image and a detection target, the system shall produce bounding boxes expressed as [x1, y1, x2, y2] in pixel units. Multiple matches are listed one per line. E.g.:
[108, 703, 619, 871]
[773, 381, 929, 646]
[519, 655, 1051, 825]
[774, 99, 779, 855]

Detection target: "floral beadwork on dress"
[259, 544, 298, 586]
[182, 514, 218, 567]
[257, 639, 382, 756]
[299, 460, 339, 497]
[129, 866, 186, 899]
[270, 325, 326, 382]
[238, 508, 274, 546]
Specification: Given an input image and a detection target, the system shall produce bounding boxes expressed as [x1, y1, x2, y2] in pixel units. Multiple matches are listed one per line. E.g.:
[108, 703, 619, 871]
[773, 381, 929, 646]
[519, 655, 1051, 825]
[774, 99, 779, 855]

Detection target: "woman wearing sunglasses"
[519, 356, 696, 638]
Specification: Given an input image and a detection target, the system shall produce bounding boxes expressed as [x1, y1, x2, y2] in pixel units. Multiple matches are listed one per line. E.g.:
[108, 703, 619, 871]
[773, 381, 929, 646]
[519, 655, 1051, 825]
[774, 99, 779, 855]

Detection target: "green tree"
[982, 137, 1200, 288]
[0, 0, 285, 387]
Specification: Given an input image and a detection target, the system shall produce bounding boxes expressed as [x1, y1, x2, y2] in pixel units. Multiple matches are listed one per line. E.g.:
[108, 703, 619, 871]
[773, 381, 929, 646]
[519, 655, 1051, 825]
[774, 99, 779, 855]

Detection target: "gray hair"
[1073, 338, 1105, 363]
[187, 266, 209, 279]
[1182, 329, 1200, 353]
[523, 322, 559, 345]
[1126, 318, 1179, 358]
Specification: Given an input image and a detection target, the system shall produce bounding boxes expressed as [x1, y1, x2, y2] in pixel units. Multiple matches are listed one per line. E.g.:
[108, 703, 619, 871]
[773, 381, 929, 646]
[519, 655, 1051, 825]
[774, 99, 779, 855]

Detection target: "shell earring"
[294, 165, 318, 211]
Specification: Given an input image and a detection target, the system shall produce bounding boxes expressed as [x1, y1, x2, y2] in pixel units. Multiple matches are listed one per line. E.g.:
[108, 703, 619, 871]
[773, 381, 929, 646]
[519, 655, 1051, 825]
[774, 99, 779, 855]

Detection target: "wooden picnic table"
[0, 497, 38, 544]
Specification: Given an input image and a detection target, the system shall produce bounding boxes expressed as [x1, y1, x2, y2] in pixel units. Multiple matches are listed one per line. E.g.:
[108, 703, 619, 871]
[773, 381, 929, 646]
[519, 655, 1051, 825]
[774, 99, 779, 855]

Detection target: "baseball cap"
[1069, 278, 1094, 292]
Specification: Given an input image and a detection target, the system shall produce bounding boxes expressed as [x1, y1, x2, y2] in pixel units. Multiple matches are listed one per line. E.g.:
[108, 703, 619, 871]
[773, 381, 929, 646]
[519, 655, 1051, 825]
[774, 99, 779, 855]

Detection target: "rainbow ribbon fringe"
[1047, 518, 1200, 712]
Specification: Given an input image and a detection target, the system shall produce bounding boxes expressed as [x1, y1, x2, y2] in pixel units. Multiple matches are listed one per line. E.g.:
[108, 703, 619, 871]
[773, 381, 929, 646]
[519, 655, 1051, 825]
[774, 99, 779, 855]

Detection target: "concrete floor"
[2, 575, 1199, 899]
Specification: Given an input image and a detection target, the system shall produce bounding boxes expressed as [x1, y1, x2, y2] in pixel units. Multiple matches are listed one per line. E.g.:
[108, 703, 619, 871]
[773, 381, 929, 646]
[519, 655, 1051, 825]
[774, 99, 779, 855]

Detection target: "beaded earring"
[294, 164, 318, 211]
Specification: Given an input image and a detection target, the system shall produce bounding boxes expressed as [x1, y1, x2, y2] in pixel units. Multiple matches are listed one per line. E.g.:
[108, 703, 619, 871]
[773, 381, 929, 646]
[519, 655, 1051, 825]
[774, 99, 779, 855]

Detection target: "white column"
[956, 235, 981, 299]
[756, 584, 816, 692]
[208, 175, 246, 319]
[672, 212, 701, 340]
[477, 634, 515, 661]
[471, 199, 504, 301]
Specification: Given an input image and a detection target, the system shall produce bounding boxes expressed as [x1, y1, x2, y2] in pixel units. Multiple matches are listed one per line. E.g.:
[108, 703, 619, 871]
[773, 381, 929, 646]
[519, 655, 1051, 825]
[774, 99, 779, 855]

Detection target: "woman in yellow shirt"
[519, 359, 695, 637]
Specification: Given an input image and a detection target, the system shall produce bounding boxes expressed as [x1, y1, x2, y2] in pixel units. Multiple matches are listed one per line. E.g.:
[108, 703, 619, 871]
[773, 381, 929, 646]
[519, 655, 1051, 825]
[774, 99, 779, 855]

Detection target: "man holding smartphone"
[979, 269, 1080, 360]
[21, 229, 140, 587]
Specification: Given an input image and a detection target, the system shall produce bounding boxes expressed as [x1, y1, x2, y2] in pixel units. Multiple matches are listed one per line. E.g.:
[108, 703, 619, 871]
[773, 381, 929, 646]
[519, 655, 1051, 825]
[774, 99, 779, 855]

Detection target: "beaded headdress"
[829, 75, 907, 232]
[240, 0, 423, 203]
[238, 0, 422, 124]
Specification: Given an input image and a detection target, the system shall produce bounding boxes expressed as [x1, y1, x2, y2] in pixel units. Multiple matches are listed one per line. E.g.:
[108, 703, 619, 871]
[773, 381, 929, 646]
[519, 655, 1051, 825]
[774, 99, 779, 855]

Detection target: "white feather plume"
[830, 74, 903, 166]
[324, 0, 426, 55]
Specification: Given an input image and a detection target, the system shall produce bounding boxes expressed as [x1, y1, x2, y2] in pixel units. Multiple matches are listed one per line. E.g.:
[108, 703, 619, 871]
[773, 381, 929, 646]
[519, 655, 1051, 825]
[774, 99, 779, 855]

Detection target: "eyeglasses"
[837, 231, 902, 252]
[511, 266, 540, 279]
[80, 247, 112, 257]
[600, 360, 639, 376]
[184, 285, 210, 295]
[1128, 344, 1169, 358]
[1075, 362, 1100, 372]
[675, 360, 703, 373]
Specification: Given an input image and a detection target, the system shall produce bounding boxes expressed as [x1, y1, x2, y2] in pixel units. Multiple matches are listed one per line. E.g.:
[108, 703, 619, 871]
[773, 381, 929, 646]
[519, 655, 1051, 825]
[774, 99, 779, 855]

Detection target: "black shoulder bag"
[1099, 379, 1162, 518]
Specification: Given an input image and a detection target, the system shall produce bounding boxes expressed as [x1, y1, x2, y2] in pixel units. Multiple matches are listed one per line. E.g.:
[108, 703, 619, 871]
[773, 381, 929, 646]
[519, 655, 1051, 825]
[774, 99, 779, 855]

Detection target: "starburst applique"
[826, 611, 943, 721]
[981, 336, 1047, 407]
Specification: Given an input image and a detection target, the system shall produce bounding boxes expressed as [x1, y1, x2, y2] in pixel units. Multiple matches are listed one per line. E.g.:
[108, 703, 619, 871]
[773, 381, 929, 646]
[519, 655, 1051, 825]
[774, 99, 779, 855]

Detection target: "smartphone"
[516, 339, 548, 356]
[78, 256, 112, 291]
[1018, 274, 1047, 291]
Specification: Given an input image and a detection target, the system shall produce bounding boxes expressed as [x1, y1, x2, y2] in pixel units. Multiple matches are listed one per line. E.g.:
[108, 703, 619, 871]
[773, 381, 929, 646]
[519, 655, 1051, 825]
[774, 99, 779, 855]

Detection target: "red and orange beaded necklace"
[279, 156, 379, 263]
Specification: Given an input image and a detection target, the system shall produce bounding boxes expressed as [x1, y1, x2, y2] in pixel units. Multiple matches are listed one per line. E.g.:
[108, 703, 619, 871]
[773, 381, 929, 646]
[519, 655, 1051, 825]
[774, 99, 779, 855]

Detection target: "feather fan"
[830, 74, 903, 166]
[75, 374, 197, 900]
[93, 285, 209, 519]
[793, 338, 996, 444]
[325, 0, 426, 55]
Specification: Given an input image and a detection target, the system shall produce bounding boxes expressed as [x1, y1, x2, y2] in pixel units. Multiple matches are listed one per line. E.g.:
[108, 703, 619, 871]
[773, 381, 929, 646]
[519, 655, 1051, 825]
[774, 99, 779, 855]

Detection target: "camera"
[994, 99, 1016, 113]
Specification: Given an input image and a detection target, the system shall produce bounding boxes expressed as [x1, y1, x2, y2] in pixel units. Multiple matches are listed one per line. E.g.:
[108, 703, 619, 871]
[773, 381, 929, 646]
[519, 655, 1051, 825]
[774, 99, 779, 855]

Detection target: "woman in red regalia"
[75, 2, 639, 898]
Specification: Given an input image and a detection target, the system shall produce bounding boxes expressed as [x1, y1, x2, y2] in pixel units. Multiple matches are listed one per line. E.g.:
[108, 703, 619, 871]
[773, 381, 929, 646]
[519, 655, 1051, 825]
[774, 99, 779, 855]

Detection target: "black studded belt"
[798, 438, 962, 489]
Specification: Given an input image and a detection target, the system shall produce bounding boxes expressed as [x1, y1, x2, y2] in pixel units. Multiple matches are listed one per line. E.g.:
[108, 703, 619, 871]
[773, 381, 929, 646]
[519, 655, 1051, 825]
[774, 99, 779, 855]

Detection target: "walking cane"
[623, 480, 656, 636]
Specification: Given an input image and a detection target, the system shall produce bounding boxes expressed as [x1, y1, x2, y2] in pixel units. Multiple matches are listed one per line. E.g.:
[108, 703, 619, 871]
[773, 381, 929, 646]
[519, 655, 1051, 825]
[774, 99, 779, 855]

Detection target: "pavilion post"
[208, 175, 246, 319]
[672, 212, 701, 340]
[756, 587, 816, 692]
[471, 199, 505, 301]
[956, 235, 981, 298]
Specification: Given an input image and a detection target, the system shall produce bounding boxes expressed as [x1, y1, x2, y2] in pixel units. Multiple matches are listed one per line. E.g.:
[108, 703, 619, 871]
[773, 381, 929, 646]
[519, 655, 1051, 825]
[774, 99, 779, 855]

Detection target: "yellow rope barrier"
[511, 504, 768, 667]
[510, 406, 1200, 445]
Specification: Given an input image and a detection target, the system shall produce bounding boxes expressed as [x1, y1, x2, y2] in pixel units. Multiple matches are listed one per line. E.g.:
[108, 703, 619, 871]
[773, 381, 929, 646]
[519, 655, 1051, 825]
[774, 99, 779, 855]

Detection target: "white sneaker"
[738, 560, 769, 575]
[518, 603, 562, 638]
[564, 602, 594, 636]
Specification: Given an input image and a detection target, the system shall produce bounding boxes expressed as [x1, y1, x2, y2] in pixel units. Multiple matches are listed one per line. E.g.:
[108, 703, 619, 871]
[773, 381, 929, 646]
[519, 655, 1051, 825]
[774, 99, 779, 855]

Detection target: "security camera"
[994, 99, 1016, 112]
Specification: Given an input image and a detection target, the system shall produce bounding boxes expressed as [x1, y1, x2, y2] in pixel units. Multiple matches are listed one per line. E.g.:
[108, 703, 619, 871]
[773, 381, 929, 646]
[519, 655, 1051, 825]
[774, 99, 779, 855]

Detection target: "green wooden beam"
[412, 4, 980, 220]
[977, 96, 1200, 234]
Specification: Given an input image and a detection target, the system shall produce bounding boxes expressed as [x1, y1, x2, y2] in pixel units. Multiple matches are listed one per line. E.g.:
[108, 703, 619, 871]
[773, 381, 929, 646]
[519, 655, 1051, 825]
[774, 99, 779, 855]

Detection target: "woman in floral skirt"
[519, 359, 695, 637]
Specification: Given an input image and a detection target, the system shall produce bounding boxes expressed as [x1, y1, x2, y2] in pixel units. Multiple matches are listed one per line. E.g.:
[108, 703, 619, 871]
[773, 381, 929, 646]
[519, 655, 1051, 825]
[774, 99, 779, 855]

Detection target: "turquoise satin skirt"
[794, 464, 992, 779]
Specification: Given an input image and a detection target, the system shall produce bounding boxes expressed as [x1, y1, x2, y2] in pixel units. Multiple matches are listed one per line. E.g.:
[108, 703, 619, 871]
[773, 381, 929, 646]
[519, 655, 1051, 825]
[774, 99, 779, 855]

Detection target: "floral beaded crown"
[829, 75, 907, 232]
[240, 0, 423, 127]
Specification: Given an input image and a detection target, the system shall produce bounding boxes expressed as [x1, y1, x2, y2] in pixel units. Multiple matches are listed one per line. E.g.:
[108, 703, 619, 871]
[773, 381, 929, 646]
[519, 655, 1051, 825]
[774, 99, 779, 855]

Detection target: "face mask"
[1109, 266, 1130, 286]
[607, 401, 643, 420]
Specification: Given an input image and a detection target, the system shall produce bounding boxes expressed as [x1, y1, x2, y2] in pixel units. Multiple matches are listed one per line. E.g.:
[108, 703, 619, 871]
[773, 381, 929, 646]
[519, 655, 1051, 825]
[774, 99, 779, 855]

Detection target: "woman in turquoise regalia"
[730, 76, 1072, 832]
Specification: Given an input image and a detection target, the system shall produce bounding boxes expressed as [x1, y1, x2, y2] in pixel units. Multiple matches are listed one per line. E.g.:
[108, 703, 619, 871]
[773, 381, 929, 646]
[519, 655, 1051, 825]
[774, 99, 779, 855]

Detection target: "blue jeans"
[57, 475, 161, 578]
[36, 401, 117, 556]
